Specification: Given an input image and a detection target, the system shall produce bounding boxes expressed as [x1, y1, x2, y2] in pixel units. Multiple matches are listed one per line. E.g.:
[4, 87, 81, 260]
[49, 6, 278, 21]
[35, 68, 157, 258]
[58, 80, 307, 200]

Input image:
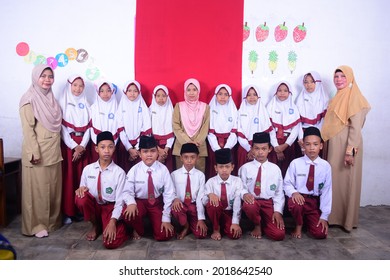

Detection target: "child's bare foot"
[250, 225, 262, 239]
[86, 224, 99, 241]
[132, 229, 141, 240]
[211, 230, 222, 241]
[291, 225, 303, 239]
[177, 223, 189, 240]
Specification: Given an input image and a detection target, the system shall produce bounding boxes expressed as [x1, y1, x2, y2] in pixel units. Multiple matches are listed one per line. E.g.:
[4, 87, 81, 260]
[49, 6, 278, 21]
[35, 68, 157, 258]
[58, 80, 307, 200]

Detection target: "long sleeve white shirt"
[79, 160, 126, 220]
[171, 166, 206, 220]
[202, 174, 243, 224]
[238, 159, 285, 214]
[283, 155, 332, 221]
[122, 160, 175, 223]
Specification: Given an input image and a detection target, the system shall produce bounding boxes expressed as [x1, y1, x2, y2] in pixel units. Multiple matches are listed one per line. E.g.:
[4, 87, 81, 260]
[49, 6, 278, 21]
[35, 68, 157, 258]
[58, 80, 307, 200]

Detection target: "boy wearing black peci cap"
[122, 135, 175, 241]
[171, 143, 207, 239]
[238, 131, 285, 241]
[283, 126, 332, 239]
[202, 148, 243, 241]
[75, 131, 128, 249]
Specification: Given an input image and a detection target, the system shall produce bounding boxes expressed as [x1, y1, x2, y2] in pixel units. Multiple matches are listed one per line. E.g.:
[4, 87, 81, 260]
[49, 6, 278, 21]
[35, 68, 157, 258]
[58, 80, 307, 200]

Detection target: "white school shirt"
[283, 155, 332, 221]
[79, 160, 126, 220]
[122, 160, 175, 223]
[202, 174, 243, 225]
[207, 88, 238, 151]
[89, 94, 119, 145]
[59, 79, 91, 149]
[238, 159, 285, 214]
[171, 166, 206, 220]
[117, 94, 152, 150]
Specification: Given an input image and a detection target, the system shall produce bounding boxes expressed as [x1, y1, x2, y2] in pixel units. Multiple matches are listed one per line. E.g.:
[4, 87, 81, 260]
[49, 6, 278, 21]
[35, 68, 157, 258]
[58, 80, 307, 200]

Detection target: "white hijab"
[58, 75, 90, 130]
[267, 81, 301, 129]
[295, 71, 329, 125]
[209, 84, 238, 134]
[117, 80, 151, 140]
[238, 84, 272, 141]
[90, 80, 118, 142]
[149, 84, 173, 136]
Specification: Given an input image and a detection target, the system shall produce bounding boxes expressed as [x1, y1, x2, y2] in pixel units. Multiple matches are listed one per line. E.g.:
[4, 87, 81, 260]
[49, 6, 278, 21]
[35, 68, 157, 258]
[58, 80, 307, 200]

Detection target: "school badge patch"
[105, 187, 113, 194]
[185, 192, 191, 199]
[159, 186, 164, 194]
[270, 184, 276, 191]
[108, 113, 114, 119]
[318, 183, 324, 190]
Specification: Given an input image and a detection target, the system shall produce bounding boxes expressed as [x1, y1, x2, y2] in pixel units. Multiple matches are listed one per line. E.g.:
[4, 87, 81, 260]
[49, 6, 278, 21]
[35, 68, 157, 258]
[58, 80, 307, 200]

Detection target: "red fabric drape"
[135, 0, 243, 107]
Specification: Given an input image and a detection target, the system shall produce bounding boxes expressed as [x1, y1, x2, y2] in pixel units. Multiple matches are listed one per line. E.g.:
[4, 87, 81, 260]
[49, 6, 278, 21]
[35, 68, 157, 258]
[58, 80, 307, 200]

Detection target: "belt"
[300, 193, 318, 199]
[71, 132, 84, 137]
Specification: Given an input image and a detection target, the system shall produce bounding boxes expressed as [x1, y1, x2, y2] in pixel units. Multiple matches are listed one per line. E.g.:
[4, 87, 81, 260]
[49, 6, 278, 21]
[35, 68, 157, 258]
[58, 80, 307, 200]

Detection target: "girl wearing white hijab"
[266, 81, 301, 177]
[89, 80, 119, 162]
[150, 84, 175, 172]
[117, 80, 151, 172]
[19, 64, 62, 238]
[295, 71, 329, 153]
[237, 85, 277, 169]
[58, 75, 91, 223]
[206, 84, 238, 178]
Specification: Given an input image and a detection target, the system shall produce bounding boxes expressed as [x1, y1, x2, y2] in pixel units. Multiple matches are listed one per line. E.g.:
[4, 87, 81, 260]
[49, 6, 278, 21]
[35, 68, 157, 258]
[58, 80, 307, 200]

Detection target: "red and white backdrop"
[134, 0, 244, 106]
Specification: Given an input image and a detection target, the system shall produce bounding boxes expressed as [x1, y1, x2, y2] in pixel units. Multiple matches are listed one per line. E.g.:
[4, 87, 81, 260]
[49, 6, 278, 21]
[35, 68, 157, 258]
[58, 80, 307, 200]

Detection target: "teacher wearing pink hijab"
[172, 78, 210, 173]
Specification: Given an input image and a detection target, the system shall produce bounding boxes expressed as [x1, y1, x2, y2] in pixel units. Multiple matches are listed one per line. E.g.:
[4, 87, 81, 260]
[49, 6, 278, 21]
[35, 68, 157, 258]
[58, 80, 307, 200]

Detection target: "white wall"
[0, 0, 388, 206]
[0, 0, 136, 155]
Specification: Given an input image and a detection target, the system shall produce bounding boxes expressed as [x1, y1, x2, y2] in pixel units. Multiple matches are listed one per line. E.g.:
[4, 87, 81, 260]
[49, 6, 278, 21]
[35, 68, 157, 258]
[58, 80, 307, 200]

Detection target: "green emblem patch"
[318, 183, 324, 189]
[105, 187, 113, 194]
[270, 184, 276, 191]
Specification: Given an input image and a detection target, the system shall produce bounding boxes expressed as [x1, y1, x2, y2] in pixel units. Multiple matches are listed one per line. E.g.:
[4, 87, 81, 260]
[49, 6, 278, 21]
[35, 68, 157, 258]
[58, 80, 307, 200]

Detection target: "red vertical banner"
[135, 0, 244, 106]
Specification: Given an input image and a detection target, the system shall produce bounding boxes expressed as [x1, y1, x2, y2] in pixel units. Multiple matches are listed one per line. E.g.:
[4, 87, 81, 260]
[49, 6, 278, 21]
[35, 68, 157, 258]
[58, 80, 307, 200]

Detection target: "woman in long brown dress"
[321, 65, 371, 232]
[19, 64, 63, 238]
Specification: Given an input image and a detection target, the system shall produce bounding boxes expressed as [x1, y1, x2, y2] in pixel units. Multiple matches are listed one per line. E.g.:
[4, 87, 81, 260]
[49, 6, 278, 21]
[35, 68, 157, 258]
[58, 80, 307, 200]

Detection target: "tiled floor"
[1, 205, 390, 260]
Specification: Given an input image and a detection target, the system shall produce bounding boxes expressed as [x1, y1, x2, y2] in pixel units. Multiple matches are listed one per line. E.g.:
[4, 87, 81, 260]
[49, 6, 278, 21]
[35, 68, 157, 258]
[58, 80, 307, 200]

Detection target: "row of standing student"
[60, 74, 329, 223]
[74, 128, 331, 249]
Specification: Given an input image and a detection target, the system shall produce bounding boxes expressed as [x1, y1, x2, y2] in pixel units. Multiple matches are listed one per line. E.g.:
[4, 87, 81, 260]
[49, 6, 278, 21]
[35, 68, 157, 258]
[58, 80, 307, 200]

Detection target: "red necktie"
[220, 182, 228, 209]
[184, 172, 192, 206]
[276, 127, 284, 140]
[147, 170, 156, 205]
[254, 165, 261, 196]
[306, 164, 314, 191]
[97, 171, 103, 203]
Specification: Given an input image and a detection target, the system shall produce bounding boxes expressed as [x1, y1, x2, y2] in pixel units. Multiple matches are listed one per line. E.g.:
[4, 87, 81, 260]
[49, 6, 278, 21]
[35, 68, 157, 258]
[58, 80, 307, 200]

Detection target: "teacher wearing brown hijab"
[19, 64, 63, 238]
[321, 65, 371, 232]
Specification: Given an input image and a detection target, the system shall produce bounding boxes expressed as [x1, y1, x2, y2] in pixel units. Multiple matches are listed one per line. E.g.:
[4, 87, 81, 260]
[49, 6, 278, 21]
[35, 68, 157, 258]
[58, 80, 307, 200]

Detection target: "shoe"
[74, 213, 84, 222]
[63, 216, 73, 225]
[35, 230, 49, 238]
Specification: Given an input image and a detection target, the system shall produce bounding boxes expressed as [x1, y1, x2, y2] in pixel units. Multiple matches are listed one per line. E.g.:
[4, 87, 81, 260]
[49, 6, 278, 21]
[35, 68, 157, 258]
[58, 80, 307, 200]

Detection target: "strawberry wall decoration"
[256, 22, 269, 42]
[293, 22, 307, 43]
[274, 22, 288, 42]
[243, 22, 250, 42]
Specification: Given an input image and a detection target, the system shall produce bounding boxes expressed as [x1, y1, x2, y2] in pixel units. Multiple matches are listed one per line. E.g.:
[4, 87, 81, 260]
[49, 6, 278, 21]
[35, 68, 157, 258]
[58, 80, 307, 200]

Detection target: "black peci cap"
[215, 148, 232, 164]
[96, 131, 114, 144]
[139, 135, 157, 149]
